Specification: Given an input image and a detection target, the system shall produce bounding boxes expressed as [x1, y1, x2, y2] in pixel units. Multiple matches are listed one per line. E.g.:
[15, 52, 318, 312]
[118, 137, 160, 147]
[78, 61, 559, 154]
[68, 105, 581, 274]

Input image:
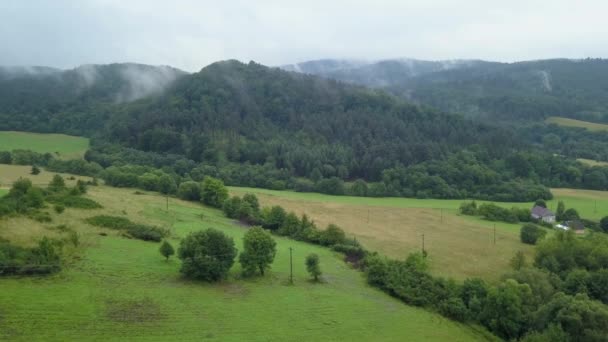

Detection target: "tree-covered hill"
[285, 58, 608, 123]
[0, 63, 186, 134]
[1, 59, 608, 199]
[104, 60, 516, 180]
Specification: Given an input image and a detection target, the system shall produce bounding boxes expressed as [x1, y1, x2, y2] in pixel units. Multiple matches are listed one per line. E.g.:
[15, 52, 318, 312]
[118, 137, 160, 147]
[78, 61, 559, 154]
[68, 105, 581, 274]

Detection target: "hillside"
[1, 60, 608, 198]
[0, 166, 490, 341]
[0, 63, 186, 134]
[285, 58, 608, 123]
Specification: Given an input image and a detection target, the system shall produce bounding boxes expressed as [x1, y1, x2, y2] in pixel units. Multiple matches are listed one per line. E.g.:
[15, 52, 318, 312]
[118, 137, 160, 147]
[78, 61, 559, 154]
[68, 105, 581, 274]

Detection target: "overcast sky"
[1, 0, 607, 72]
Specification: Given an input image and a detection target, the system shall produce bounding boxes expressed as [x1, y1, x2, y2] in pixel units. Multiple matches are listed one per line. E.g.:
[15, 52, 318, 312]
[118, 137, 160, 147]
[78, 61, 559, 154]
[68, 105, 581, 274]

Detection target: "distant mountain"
[0, 66, 61, 80]
[0, 63, 187, 133]
[283, 58, 608, 123]
[281, 58, 493, 88]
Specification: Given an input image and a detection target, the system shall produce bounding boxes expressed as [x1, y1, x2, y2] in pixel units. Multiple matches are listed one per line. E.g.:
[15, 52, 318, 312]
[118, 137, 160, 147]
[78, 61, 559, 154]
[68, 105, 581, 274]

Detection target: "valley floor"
[230, 186, 608, 281]
[0, 171, 493, 341]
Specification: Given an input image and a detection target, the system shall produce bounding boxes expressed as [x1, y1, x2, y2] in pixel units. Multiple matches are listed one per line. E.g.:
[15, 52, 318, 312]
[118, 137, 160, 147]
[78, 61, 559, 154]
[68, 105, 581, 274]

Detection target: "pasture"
[230, 187, 608, 281]
[0, 171, 492, 341]
[0, 130, 89, 159]
[546, 116, 608, 132]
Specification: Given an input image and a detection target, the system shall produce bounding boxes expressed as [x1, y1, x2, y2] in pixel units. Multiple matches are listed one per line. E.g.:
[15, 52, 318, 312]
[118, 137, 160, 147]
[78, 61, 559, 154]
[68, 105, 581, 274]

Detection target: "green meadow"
[0, 131, 89, 159]
[0, 181, 493, 341]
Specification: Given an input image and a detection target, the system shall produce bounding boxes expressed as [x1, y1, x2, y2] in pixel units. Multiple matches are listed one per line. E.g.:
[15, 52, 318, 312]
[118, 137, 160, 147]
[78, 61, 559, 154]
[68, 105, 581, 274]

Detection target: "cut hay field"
[578, 158, 608, 167]
[0, 164, 92, 189]
[546, 116, 608, 132]
[230, 187, 608, 281]
[0, 171, 493, 341]
[0, 130, 89, 159]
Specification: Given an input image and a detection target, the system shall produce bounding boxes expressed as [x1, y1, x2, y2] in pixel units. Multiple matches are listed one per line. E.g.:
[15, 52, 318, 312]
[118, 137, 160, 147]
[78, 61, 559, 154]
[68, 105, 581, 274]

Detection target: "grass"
[0, 164, 91, 188]
[230, 186, 608, 281]
[546, 116, 608, 132]
[0, 175, 493, 340]
[230, 187, 534, 282]
[577, 158, 608, 167]
[0, 130, 89, 159]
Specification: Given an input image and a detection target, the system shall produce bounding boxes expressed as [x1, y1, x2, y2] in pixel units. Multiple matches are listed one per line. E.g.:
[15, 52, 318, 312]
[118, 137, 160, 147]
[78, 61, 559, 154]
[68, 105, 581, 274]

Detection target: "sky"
[1, 0, 607, 72]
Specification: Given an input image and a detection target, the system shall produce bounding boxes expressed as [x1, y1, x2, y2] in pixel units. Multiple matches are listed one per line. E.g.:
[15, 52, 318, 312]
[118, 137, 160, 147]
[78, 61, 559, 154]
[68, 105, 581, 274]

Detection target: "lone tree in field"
[30, 165, 40, 175]
[239, 226, 276, 276]
[159, 240, 175, 261]
[178, 228, 237, 281]
[306, 253, 322, 281]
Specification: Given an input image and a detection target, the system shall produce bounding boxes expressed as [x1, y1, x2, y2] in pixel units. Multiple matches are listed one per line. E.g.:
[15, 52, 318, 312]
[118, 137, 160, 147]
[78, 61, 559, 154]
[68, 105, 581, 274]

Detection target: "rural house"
[530, 205, 556, 223]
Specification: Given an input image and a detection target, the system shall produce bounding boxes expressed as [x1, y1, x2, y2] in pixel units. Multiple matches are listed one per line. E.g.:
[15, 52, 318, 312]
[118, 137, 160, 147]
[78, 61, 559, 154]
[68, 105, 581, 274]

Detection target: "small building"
[531, 206, 556, 223]
[556, 220, 586, 234]
[567, 220, 585, 234]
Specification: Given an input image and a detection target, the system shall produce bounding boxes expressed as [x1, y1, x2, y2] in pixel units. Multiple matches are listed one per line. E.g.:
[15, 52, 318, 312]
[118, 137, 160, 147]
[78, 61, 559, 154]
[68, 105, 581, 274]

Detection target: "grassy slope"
[546, 116, 608, 132]
[0, 131, 89, 159]
[0, 184, 492, 341]
[230, 187, 608, 281]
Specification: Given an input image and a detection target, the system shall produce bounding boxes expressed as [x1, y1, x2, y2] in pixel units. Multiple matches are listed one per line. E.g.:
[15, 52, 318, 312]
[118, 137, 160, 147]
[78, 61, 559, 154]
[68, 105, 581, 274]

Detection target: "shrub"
[159, 240, 175, 260]
[85, 215, 167, 242]
[306, 253, 322, 281]
[50, 195, 102, 209]
[320, 224, 346, 246]
[48, 174, 66, 192]
[520, 224, 546, 245]
[562, 208, 580, 221]
[30, 165, 41, 175]
[222, 196, 242, 219]
[200, 176, 228, 208]
[178, 228, 237, 281]
[54, 204, 65, 214]
[601, 216, 608, 233]
[459, 201, 477, 215]
[177, 181, 201, 201]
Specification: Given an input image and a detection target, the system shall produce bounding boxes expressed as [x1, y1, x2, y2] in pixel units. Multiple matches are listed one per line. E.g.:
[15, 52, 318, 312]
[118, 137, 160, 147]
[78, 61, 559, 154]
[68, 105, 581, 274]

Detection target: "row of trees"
[174, 227, 321, 282]
[363, 230, 608, 341]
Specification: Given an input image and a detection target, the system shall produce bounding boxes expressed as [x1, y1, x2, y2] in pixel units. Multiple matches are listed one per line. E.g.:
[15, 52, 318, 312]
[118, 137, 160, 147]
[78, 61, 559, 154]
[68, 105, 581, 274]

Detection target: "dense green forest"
[2, 60, 608, 200]
[285, 58, 608, 123]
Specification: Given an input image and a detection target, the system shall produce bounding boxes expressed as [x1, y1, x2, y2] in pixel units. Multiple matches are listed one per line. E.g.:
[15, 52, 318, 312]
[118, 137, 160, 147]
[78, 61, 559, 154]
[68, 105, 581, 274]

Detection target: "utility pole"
[289, 247, 293, 284]
[595, 200, 597, 214]
[422, 233, 425, 257]
[493, 224, 496, 245]
[166, 195, 169, 211]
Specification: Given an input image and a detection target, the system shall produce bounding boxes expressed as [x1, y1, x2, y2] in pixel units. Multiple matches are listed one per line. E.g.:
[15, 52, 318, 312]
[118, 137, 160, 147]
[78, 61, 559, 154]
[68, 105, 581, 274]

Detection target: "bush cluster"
[0, 237, 62, 276]
[460, 201, 531, 224]
[85, 215, 169, 242]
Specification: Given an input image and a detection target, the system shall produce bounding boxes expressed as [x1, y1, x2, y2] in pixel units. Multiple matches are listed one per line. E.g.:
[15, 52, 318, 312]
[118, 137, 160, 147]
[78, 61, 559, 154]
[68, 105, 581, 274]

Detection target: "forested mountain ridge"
[1, 59, 608, 200]
[105, 60, 514, 180]
[282, 58, 494, 88]
[284, 58, 608, 123]
[0, 63, 186, 134]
